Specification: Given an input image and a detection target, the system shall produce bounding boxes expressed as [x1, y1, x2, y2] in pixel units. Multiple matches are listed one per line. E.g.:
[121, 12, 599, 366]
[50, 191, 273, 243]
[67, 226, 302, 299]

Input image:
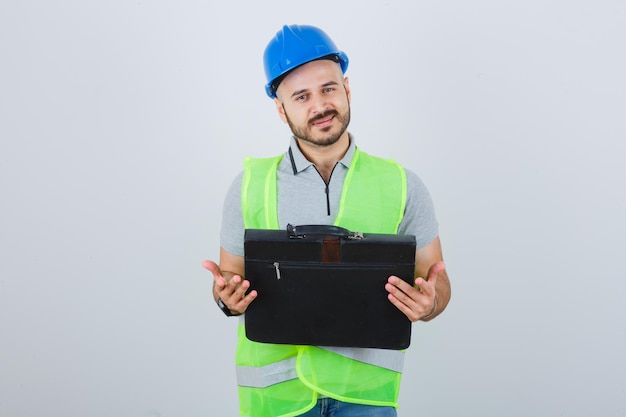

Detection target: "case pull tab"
[273, 262, 281, 280]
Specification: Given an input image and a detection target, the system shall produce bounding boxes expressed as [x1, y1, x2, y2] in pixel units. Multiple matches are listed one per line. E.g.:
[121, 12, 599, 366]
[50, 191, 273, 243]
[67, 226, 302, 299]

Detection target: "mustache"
[308, 110, 338, 125]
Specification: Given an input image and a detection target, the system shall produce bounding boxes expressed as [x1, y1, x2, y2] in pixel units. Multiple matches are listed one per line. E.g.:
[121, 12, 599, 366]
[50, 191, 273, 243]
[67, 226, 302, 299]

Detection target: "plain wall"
[1, 1, 625, 416]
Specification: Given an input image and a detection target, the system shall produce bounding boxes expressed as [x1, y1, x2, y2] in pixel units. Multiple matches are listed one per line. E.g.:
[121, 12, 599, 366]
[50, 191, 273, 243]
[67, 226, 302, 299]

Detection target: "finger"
[388, 276, 427, 304]
[223, 286, 258, 315]
[387, 291, 419, 322]
[224, 274, 244, 291]
[217, 275, 241, 299]
[232, 289, 258, 311]
[387, 275, 415, 294]
[414, 276, 435, 296]
[214, 277, 227, 292]
[221, 276, 253, 302]
[231, 277, 251, 298]
[385, 280, 419, 305]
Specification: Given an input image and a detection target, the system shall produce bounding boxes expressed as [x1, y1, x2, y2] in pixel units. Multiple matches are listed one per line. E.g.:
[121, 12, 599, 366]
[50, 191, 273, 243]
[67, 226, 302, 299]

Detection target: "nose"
[310, 92, 328, 115]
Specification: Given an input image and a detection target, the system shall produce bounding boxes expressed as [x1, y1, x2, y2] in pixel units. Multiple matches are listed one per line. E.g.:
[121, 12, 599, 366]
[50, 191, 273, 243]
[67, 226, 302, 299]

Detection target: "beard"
[284, 106, 351, 147]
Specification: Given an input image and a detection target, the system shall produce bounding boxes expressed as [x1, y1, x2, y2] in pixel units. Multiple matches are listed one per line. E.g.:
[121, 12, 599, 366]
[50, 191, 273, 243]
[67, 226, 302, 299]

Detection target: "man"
[203, 24, 451, 417]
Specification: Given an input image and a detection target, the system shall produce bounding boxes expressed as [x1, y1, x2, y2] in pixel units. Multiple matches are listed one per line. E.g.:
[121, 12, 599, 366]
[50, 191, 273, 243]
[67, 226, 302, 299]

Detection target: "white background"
[1, 1, 625, 416]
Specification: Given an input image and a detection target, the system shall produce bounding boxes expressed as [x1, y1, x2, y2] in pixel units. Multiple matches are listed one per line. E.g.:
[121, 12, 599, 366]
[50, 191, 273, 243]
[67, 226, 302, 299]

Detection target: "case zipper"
[273, 262, 281, 280]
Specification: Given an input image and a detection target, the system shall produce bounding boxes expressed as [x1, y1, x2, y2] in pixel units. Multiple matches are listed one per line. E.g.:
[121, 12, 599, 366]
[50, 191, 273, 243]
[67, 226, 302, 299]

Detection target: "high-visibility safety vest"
[237, 147, 408, 417]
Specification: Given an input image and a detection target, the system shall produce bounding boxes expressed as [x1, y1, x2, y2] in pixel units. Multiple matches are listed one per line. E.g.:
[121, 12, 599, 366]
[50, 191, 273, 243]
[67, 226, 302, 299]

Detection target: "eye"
[295, 94, 308, 102]
[323, 87, 335, 94]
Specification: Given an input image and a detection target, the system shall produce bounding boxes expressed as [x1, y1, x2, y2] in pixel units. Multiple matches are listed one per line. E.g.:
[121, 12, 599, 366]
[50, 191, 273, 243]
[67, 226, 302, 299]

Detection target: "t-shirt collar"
[287, 134, 356, 175]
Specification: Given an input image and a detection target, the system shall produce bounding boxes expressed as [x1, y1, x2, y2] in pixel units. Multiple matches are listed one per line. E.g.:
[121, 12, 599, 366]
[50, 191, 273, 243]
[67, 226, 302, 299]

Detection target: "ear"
[343, 77, 351, 103]
[274, 98, 288, 124]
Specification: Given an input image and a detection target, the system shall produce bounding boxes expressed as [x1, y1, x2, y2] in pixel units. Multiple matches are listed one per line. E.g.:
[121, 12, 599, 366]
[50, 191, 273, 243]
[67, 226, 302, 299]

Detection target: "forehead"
[277, 59, 344, 96]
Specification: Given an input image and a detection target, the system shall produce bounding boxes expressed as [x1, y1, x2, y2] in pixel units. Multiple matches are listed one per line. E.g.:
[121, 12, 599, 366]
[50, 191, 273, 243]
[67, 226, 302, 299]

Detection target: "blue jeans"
[297, 398, 397, 417]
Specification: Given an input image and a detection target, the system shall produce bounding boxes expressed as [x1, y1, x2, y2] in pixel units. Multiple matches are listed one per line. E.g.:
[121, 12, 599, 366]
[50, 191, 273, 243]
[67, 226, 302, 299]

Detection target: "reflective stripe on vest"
[236, 348, 405, 389]
[237, 357, 298, 388]
[235, 316, 406, 388]
[318, 346, 405, 373]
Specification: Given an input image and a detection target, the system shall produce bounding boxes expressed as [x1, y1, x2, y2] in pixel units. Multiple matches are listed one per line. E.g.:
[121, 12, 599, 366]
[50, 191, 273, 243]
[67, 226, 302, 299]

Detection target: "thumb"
[203, 260, 227, 290]
[202, 260, 222, 278]
[427, 261, 446, 282]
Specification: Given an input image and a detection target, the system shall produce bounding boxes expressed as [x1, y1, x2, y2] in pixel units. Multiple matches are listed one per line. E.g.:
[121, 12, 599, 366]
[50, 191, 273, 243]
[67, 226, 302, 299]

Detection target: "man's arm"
[203, 247, 256, 316]
[386, 236, 451, 322]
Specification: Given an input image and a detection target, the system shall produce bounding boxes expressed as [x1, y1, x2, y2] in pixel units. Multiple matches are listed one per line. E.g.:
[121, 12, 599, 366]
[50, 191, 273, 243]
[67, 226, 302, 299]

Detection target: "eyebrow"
[290, 81, 341, 99]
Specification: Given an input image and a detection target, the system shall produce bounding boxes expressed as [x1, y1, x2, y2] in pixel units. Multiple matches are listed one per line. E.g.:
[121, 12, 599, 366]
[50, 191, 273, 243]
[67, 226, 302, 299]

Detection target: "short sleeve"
[398, 169, 439, 249]
[219, 171, 245, 256]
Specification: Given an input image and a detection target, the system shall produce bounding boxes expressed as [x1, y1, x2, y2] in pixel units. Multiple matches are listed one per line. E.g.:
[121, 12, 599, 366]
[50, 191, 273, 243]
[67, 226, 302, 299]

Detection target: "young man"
[203, 24, 451, 417]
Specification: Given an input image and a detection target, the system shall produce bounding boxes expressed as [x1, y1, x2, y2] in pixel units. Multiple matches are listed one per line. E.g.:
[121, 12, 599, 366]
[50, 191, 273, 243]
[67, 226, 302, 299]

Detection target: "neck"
[296, 132, 350, 181]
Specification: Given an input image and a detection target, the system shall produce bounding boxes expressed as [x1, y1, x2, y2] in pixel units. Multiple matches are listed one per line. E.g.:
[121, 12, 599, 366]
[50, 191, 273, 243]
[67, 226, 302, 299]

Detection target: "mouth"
[311, 113, 336, 128]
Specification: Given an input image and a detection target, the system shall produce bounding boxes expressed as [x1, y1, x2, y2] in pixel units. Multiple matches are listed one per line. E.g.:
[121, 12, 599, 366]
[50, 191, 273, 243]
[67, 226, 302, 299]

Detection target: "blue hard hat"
[263, 24, 349, 98]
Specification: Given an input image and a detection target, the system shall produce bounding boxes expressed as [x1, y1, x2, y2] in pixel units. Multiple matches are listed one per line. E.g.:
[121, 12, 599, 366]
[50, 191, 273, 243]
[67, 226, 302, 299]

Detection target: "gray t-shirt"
[220, 136, 439, 256]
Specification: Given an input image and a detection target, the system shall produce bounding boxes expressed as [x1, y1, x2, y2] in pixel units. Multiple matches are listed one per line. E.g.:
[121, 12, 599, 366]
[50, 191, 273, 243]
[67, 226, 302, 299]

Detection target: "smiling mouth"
[314, 116, 333, 127]
[311, 112, 336, 128]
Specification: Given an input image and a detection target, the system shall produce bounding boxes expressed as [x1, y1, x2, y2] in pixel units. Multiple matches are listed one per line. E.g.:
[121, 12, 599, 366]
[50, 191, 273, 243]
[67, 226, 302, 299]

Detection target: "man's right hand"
[203, 260, 257, 315]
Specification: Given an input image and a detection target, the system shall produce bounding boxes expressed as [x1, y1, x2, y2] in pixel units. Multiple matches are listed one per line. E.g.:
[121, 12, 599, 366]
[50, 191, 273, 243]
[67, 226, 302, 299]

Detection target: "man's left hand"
[385, 261, 446, 322]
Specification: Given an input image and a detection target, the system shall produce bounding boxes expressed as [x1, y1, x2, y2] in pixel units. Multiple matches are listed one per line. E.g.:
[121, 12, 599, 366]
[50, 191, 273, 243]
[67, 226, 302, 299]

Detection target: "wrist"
[421, 294, 438, 321]
[217, 298, 242, 317]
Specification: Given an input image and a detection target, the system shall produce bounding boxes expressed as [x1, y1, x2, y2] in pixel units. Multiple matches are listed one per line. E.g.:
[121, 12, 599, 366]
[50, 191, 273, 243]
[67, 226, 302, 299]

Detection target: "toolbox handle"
[286, 224, 363, 240]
